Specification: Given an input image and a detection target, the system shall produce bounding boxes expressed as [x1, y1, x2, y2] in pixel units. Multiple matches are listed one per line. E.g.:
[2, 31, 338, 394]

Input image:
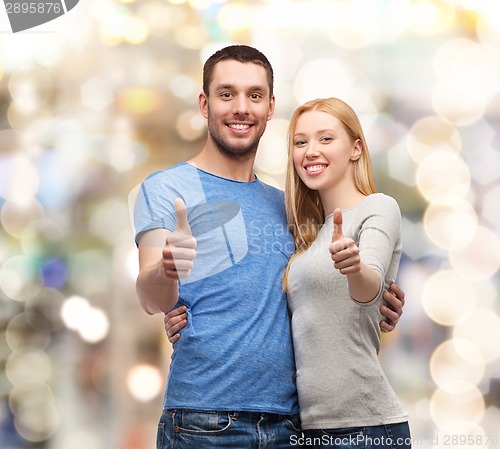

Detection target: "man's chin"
[217, 144, 258, 161]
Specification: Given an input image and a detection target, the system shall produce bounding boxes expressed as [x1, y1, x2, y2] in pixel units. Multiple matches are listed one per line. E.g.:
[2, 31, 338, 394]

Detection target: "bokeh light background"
[1, 0, 500, 448]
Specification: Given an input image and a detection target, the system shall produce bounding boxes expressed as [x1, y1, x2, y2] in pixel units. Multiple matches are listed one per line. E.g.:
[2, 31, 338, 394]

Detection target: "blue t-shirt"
[134, 163, 299, 414]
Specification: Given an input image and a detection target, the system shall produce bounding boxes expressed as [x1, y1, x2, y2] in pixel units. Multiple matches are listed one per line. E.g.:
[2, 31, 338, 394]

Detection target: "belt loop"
[173, 409, 180, 427]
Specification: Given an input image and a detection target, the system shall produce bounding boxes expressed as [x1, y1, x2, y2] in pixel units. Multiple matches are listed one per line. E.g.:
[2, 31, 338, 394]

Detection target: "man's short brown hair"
[202, 45, 274, 97]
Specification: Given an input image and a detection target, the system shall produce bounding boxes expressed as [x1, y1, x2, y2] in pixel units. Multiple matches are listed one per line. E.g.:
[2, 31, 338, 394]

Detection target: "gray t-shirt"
[287, 193, 408, 429]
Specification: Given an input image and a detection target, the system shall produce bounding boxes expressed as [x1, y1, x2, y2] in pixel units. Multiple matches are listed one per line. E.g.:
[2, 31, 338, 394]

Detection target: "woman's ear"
[350, 139, 362, 161]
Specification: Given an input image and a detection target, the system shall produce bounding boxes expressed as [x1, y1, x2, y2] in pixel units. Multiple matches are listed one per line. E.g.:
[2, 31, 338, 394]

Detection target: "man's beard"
[211, 132, 260, 162]
[207, 112, 263, 162]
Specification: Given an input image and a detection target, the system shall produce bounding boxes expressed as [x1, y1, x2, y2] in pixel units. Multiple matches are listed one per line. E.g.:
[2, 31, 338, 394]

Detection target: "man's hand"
[380, 283, 405, 333]
[162, 198, 197, 280]
[164, 306, 188, 343]
[329, 208, 361, 275]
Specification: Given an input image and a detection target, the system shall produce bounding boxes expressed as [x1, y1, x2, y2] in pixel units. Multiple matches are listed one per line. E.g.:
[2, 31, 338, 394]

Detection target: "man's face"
[199, 60, 275, 160]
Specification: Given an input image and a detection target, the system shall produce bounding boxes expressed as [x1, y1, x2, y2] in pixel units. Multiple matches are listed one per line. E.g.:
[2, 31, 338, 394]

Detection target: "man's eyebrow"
[248, 85, 266, 91]
[214, 84, 267, 92]
[215, 84, 234, 91]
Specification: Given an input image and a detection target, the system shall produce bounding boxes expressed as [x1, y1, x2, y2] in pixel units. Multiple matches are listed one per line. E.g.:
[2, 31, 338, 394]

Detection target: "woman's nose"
[305, 142, 320, 158]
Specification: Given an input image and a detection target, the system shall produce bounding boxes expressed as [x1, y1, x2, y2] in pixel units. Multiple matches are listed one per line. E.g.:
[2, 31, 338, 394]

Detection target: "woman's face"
[292, 109, 361, 194]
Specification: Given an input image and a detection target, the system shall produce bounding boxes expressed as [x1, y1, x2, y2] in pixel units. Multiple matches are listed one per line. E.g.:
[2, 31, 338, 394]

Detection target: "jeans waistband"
[166, 409, 298, 422]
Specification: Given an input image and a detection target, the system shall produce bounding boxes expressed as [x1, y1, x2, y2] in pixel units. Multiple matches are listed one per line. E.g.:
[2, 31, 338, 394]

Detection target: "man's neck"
[189, 146, 257, 182]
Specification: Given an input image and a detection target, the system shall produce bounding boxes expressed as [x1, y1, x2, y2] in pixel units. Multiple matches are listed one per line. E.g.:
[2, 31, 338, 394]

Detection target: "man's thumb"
[174, 198, 191, 234]
[332, 208, 343, 242]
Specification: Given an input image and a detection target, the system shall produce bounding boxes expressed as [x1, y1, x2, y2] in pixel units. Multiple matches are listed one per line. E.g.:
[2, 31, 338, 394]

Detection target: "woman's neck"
[319, 184, 367, 217]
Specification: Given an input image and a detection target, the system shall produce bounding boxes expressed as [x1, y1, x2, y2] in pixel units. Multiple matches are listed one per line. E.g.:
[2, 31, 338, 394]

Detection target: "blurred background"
[1, 0, 499, 448]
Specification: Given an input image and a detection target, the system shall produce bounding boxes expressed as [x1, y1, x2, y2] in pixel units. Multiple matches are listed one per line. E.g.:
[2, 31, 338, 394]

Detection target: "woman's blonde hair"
[282, 97, 377, 290]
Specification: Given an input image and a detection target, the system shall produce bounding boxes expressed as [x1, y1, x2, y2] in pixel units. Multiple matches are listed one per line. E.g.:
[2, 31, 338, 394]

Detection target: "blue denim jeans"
[302, 422, 411, 448]
[156, 408, 302, 449]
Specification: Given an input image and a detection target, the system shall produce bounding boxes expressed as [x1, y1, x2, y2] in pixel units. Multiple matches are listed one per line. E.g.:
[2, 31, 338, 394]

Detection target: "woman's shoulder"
[352, 194, 401, 225]
[362, 192, 400, 211]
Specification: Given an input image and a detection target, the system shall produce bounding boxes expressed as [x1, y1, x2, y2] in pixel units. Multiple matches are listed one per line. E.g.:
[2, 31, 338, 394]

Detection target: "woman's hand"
[164, 305, 188, 343]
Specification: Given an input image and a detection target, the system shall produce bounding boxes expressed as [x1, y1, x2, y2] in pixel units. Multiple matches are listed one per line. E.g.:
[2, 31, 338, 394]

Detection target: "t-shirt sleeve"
[133, 171, 177, 246]
[358, 195, 402, 294]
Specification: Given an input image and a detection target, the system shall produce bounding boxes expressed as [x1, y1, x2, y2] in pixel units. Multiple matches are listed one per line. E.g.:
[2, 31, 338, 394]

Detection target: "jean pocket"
[156, 422, 165, 449]
[384, 422, 412, 449]
[284, 414, 302, 433]
[319, 427, 365, 448]
[176, 410, 233, 435]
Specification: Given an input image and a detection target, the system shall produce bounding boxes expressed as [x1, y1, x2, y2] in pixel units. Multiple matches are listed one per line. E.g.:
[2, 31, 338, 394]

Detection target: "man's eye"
[250, 94, 261, 99]
[221, 93, 232, 98]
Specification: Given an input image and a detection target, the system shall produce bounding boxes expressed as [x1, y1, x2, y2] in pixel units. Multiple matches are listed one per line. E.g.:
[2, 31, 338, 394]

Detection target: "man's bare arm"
[136, 199, 196, 315]
[380, 282, 405, 332]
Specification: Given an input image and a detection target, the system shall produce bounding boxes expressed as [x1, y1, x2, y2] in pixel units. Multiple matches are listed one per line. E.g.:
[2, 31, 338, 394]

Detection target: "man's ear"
[267, 95, 276, 121]
[351, 139, 362, 161]
[199, 92, 209, 119]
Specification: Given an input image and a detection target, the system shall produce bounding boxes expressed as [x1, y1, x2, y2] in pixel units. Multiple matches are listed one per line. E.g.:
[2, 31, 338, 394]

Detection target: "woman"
[283, 97, 411, 448]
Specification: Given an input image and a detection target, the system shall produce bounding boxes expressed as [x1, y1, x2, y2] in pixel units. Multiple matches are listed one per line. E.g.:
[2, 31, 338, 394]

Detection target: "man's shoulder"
[256, 179, 285, 198]
[143, 162, 189, 182]
[141, 163, 206, 194]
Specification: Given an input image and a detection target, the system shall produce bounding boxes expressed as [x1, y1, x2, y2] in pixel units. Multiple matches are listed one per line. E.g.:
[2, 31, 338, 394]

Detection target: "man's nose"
[233, 95, 250, 115]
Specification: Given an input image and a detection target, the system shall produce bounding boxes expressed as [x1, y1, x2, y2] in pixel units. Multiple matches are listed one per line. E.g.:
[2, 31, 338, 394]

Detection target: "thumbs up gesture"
[161, 198, 197, 280]
[329, 208, 361, 275]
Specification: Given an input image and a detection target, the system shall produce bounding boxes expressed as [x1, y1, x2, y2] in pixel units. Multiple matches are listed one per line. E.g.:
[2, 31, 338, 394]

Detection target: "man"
[134, 45, 405, 449]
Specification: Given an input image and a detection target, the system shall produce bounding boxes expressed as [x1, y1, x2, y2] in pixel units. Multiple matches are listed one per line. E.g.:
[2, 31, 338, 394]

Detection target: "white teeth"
[306, 165, 326, 172]
[229, 124, 250, 130]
